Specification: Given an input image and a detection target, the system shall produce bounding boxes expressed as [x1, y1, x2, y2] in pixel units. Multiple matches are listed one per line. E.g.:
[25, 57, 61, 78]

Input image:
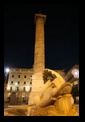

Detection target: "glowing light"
[15, 82, 18, 85]
[12, 86, 16, 91]
[26, 86, 30, 92]
[7, 86, 10, 90]
[22, 93, 25, 97]
[71, 68, 79, 78]
[5, 68, 10, 73]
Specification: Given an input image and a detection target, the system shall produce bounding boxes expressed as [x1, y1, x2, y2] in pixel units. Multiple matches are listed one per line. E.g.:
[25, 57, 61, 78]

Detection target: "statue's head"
[44, 68, 72, 97]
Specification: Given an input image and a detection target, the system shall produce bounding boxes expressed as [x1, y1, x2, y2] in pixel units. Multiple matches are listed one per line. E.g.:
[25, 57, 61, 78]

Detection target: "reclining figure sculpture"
[28, 69, 79, 116]
[4, 68, 79, 116]
[33, 69, 72, 107]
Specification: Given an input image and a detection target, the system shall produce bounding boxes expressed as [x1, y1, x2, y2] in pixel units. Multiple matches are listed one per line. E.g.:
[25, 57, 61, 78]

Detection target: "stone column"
[33, 13, 46, 73]
[28, 14, 46, 105]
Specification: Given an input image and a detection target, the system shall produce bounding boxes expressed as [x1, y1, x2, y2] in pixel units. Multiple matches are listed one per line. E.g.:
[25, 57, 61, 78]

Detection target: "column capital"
[34, 13, 46, 24]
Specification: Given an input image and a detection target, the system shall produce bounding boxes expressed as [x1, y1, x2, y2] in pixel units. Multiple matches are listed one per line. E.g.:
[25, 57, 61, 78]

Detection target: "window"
[30, 81, 32, 84]
[17, 87, 19, 91]
[23, 87, 25, 91]
[30, 76, 32, 84]
[30, 87, 32, 91]
[18, 81, 20, 84]
[10, 87, 12, 91]
[11, 81, 13, 84]
[18, 75, 20, 78]
[30, 76, 32, 79]
[24, 75, 26, 78]
[24, 82, 26, 84]
[12, 75, 14, 78]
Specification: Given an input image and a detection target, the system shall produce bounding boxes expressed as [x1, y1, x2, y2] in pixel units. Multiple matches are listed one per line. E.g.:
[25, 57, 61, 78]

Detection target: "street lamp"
[5, 68, 10, 84]
[4, 68, 10, 91]
[71, 68, 79, 78]
[5, 68, 10, 73]
[71, 68, 79, 91]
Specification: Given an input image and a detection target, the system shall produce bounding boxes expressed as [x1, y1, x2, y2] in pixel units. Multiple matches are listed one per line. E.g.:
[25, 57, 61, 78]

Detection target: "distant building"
[7, 68, 33, 92]
[6, 68, 65, 92]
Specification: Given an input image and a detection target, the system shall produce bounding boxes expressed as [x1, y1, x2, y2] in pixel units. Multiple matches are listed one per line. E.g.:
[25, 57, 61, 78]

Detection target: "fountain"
[27, 68, 79, 116]
[4, 69, 79, 116]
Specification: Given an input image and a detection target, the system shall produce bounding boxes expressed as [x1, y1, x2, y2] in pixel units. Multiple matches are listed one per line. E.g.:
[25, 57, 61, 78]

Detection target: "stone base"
[28, 92, 41, 105]
[28, 72, 44, 105]
[31, 72, 44, 92]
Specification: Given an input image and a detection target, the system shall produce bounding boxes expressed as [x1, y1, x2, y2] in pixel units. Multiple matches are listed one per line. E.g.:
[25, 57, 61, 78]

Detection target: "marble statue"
[28, 69, 79, 116]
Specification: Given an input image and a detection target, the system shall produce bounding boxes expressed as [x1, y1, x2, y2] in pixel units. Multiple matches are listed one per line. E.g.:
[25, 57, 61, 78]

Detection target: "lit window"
[15, 82, 18, 85]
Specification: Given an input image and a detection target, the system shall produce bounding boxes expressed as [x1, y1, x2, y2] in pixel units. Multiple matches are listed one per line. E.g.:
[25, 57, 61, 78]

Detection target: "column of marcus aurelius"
[28, 13, 46, 105]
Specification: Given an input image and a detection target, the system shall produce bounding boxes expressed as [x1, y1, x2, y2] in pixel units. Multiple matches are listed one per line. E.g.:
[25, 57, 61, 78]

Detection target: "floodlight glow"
[12, 86, 16, 91]
[71, 68, 79, 78]
[7, 86, 10, 90]
[26, 86, 30, 92]
[15, 82, 18, 85]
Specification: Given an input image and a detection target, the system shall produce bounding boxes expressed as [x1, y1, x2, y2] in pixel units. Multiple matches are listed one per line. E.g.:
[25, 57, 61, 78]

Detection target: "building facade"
[7, 68, 33, 92]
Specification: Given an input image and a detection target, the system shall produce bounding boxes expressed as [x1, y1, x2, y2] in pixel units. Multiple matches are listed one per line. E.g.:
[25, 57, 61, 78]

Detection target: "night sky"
[4, 4, 79, 73]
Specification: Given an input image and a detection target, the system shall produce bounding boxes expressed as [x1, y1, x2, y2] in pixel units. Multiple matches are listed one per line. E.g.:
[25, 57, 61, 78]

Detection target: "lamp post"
[71, 68, 79, 86]
[71, 68, 79, 78]
[4, 68, 10, 90]
[71, 68, 79, 104]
